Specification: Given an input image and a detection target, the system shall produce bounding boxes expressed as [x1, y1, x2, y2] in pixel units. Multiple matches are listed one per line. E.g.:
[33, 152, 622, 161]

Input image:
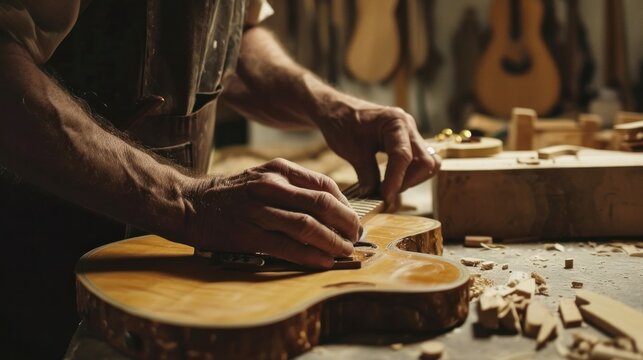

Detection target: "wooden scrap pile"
[475, 283, 643, 358]
[564, 332, 643, 360]
[587, 242, 643, 257]
[476, 271, 559, 348]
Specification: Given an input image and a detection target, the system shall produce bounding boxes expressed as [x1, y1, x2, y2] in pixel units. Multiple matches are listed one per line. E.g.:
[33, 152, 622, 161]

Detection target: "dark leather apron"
[0, 1, 245, 357]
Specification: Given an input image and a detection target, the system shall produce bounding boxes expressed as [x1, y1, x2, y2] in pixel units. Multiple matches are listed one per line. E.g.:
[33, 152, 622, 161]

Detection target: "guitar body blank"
[345, 0, 400, 83]
[76, 214, 469, 359]
[474, 0, 561, 117]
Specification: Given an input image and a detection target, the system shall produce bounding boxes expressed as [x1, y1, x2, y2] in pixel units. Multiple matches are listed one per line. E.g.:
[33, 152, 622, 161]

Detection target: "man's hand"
[185, 158, 361, 269]
[317, 98, 441, 209]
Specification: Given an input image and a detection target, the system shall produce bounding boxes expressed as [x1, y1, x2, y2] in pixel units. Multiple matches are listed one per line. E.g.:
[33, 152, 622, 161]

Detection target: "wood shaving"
[544, 243, 566, 252]
[470, 276, 495, 300]
[501, 264, 509, 270]
[480, 261, 496, 270]
[480, 243, 507, 250]
[531, 271, 547, 285]
[571, 281, 583, 289]
[460, 257, 484, 267]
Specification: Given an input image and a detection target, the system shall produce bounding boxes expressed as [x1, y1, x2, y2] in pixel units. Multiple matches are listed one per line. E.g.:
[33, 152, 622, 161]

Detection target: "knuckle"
[294, 213, 316, 239]
[390, 147, 413, 164]
[313, 192, 334, 211]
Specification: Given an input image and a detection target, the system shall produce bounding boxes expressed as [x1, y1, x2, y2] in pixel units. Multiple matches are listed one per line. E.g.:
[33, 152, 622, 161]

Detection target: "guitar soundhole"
[323, 281, 376, 289]
[355, 241, 377, 249]
[501, 55, 533, 74]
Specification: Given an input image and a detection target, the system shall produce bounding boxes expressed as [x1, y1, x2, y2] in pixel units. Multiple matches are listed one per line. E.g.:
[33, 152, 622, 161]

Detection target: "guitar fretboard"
[343, 184, 384, 223]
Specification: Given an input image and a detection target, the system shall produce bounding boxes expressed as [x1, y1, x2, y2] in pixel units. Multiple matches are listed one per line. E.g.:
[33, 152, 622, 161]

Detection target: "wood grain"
[433, 149, 643, 239]
[77, 214, 469, 359]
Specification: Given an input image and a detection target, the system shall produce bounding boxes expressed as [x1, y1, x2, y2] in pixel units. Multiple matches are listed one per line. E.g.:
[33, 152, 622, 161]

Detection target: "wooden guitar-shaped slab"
[76, 193, 470, 359]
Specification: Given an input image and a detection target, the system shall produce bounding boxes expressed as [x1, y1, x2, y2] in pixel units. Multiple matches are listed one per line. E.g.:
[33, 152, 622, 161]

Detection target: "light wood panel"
[77, 214, 469, 359]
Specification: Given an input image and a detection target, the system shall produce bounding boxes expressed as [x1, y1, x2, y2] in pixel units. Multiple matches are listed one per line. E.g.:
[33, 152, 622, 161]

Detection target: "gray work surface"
[65, 240, 643, 360]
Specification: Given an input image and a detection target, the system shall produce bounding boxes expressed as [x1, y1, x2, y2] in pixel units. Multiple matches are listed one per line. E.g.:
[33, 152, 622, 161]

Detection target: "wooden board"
[433, 149, 643, 239]
[76, 213, 469, 359]
[575, 290, 643, 354]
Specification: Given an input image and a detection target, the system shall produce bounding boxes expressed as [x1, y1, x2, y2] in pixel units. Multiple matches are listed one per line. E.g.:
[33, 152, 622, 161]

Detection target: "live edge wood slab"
[76, 214, 469, 360]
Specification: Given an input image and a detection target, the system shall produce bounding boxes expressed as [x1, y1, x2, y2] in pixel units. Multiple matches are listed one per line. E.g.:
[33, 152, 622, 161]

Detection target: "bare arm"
[0, 35, 358, 268]
[222, 27, 440, 207]
[0, 36, 197, 242]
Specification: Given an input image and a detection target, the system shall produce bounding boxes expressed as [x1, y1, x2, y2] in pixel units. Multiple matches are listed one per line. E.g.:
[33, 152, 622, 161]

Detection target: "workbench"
[64, 150, 643, 359]
[64, 238, 643, 360]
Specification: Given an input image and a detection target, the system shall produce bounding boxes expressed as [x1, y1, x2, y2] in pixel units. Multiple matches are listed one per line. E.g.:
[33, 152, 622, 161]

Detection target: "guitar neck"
[342, 183, 385, 224]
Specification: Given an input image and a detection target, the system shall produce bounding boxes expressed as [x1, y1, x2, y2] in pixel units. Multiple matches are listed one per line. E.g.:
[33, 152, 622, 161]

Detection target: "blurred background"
[214, 0, 643, 151]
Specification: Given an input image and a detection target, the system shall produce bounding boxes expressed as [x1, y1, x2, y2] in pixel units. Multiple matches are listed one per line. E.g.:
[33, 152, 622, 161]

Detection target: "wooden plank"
[515, 278, 536, 299]
[558, 298, 583, 328]
[464, 235, 493, 248]
[536, 313, 557, 348]
[524, 300, 549, 338]
[575, 290, 643, 353]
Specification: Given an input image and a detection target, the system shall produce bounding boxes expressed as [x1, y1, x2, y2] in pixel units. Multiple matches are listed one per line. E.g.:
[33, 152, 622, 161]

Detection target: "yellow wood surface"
[77, 214, 467, 329]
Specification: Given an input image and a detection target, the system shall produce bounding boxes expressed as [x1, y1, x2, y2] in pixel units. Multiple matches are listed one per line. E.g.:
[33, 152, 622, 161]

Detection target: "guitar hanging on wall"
[474, 0, 561, 118]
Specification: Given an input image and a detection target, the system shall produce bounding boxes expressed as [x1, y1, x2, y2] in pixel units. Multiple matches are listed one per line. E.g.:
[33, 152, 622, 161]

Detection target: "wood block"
[524, 300, 550, 338]
[419, 341, 445, 360]
[575, 290, 643, 353]
[536, 313, 557, 348]
[515, 278, 536, 298]
[433, 149, 643, 239]
[590, 343, 643, 360]
[565, 258, 574, 269]
[478, 293, 503, 329]
[559, 298, 583, 328]
[464, 235, 493, 247]
[498, 301, 521, 334]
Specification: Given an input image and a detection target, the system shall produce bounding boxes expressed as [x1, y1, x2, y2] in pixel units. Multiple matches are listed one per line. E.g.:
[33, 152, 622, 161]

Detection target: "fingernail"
[358, 226, 365, 242]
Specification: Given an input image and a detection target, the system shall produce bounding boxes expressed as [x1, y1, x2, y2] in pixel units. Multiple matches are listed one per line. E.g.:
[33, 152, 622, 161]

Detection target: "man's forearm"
[0, 38, 197, 243]
[221, 26, 365, 130]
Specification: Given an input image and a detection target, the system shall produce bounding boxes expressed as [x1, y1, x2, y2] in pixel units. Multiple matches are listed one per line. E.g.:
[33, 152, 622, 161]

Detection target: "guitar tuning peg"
[436, 133, 447, 141]
[459, 129, 472, 139]
[453, 135, 463, 143]
[441, 128, 454, 137]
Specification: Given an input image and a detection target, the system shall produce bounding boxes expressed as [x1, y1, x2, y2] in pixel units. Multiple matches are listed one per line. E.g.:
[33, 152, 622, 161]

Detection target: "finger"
[250, 206, 354, 257]
[248, 180, 360, 241]
[246, 224, 336, 269]
[346, 150, 380, 198]
[263, 158, 351, 207]
[400, 136, 442, 191]
[380, 119, 413, 206]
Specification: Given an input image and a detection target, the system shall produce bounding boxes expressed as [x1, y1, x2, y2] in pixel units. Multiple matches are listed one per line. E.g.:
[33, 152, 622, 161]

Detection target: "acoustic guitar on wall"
[76, 184, 470, 359]
[474, 0, 561, 118]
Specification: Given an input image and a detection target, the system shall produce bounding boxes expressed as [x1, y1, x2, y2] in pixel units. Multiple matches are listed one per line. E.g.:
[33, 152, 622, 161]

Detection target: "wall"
[249, 0, 643, 146]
